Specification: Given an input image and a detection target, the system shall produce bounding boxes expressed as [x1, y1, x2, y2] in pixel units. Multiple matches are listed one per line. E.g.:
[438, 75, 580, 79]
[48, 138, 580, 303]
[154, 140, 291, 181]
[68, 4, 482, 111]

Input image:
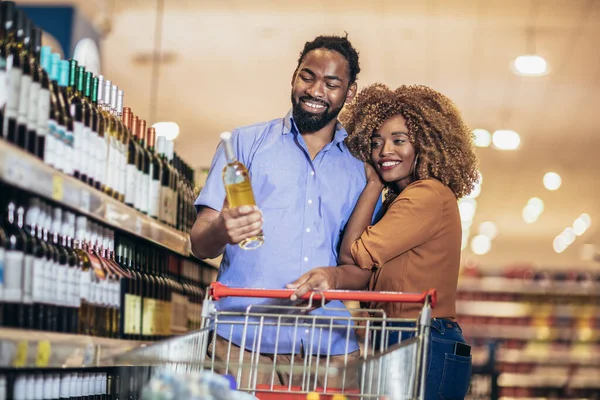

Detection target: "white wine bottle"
[220, 131, 264, 250]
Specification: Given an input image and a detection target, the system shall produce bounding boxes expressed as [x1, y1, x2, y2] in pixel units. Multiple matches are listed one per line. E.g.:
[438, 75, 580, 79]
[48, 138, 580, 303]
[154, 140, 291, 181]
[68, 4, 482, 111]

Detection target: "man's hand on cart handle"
[287, 267, 337, 301]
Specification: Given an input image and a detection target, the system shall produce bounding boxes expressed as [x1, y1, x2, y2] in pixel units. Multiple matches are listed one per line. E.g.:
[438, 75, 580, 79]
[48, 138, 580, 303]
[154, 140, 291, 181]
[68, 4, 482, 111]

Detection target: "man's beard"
[291, 93, 344, 133]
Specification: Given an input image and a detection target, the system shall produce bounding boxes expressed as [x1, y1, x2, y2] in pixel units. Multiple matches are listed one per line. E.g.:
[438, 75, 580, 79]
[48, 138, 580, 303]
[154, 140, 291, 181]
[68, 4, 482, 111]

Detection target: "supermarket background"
[7, 0, 600, 398]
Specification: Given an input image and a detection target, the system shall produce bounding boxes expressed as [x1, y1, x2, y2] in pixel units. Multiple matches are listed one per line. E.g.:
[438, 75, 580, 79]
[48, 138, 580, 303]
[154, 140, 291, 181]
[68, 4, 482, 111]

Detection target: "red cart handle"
[208, 282, 436, 308]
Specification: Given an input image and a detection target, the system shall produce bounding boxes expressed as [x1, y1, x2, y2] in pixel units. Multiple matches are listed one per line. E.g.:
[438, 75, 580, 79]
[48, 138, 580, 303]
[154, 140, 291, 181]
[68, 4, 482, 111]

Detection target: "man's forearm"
[332, 264, 372, 290]
[190, 217, 227, 259]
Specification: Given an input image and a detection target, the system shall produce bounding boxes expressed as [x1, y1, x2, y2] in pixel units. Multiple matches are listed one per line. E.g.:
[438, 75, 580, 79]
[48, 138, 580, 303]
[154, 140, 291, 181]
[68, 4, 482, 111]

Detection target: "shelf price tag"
[135, 216, 143, 235]
[13, 340, 29, 367]
[36, 340, 51, 367]
[52, 176, 64, 201]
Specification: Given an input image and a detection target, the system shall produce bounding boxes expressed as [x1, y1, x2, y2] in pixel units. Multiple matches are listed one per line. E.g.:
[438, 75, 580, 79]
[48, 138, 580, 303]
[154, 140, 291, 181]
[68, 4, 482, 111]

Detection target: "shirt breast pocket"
[249, 160, 296, 209]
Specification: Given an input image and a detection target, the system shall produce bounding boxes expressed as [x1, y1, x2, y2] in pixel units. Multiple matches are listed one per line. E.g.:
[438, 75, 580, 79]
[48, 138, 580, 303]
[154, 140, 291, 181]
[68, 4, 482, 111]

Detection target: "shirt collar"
[282, 109, 348, 152]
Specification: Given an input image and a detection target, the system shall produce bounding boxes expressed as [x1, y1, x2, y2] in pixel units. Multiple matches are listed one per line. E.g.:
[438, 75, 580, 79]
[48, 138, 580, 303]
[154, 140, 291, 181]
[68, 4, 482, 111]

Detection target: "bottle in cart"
[220, 131, 264, 250]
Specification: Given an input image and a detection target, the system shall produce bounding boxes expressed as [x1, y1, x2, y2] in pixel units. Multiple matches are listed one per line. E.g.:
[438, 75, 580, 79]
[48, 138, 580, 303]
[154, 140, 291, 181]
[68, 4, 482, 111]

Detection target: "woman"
[288, 84, 479, 400]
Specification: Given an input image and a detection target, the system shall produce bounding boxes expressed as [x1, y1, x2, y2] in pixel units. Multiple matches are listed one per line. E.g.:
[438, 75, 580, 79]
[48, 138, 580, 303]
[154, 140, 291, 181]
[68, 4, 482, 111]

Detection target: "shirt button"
[308, 199, 313, 205]
[310, 171, 315, 176]
[306, 228, 311, 233]
[303, 257, 308, 262]
[305, 329, 310, 334]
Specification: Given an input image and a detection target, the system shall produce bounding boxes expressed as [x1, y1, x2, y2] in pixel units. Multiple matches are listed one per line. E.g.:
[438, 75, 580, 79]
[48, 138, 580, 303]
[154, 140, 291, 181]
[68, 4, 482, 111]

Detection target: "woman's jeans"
[375, 318, 472, 400]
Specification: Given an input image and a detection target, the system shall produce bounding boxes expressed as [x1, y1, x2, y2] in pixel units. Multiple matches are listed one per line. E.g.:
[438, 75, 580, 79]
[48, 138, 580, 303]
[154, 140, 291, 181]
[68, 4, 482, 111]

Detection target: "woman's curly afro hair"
[342, 83, 479, 199]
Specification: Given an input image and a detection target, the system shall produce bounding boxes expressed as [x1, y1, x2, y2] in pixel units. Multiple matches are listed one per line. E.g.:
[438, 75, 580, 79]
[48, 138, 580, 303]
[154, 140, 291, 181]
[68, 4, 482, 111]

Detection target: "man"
[191, 34, 366, 389]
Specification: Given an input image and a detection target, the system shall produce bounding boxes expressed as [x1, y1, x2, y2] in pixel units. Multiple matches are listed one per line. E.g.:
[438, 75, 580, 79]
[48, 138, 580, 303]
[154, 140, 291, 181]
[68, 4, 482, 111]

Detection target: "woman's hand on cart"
[286, 267, 338, 301]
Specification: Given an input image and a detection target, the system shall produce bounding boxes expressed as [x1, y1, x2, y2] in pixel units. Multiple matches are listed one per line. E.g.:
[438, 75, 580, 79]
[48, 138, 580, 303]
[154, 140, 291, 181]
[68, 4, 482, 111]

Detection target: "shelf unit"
[460, 273, 600, 400]
[0, 141, 220, 370]
[0, 140, 190, 256]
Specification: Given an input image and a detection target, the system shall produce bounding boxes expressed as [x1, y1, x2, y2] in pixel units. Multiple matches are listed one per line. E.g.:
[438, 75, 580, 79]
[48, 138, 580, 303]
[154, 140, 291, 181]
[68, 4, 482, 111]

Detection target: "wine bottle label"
[120, 151, 128, 197]
[225, 181, 256, 208]
[32, 257, 45, 303]
[134, 169, 143, 210]
[65, 128, 75, 175]
[105, 137, 115, 192]
[51, 375, 60, 399]
[13, 377, 26, 399]
[73, 121, 84, 175]
[149, 179, 161, 218]
[97, 136, 108, 186]
[0, 248, 4, 295]
[68, 267, 80, 307]
[125, 164, 138, 205]
[113, 280, 120, 308]
[172, 292, 188, 333]
[81, 125, 91, 178]
[56, 264, 68, 306]
[45, 120, 57, 167]
[69, 374, 77, 398]
[142, 298, 156, 336]
[27, 80, 40, 131]
[4, 250, 24, 302]
[34, 376, 44, 400]
[37, 88, 50, 138]
[80, 269, 91, 301]
[161, 188, 170, 223]
[45, 259, 57, 306]
[0, 58, 6, 111]
[43, 376, 53, 398]
[76, 374, 83, 397]
[59, 375, 70, 399]
[25, 376, 35, 399]
[4, 67, 22, 124]
[22, 254, 34, 304]
[124, 293, 134, 334]
[172, 190, 179, 226]
[17, 73, 31, 126]
[142, 173, 150, 213]
[90, 131, 100, 181]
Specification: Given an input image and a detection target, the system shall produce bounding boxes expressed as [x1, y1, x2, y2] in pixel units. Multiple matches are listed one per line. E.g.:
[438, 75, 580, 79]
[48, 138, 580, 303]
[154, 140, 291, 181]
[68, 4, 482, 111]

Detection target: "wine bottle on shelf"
[147, 127, 162, 221]
[2, 5, 21, 143]
[127, 241, 143, 341]
[138, 119, 151, 216]
[156, 136, 172, 226]
[32, 29, 50, 161]
[0, 197, 6, 327]
[122, 107, 139, 210]
[26, 198, 48, 331]
[113, 86, 127, 203]
[50, 207, 69, 333]
[89, 74, 107, 192]
[0, 1, 16, 136]
[165, 139, 179, 228]
[2, 188, 26, 328]
[78, 67, 97, 188]
[24, 26, 42, 157]
[74, 216, 92, 336]
[39, 202, 58, 332]
[15, 12, 32, 152]
[140, 244, 156, 340]
[220, 131, 264, 249]
[20, 196, 42, 330]
[62, 211, 80, 334]
[98, 76, 116, 199]
[66, 59, 85, 182]
[58, 59, 75, 176]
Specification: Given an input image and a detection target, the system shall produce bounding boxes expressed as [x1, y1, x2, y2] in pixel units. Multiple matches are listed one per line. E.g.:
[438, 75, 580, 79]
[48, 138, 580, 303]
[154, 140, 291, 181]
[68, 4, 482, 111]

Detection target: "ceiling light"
[471, 235, 491, 255]
[562, 228, 576, 246]
[522, 204, 540, 224]
[492, 130, 520, 150]
[461, 230, 470, 251]
[478, 221, 498, 240]
[465, 171, 483, 199]
[152, 121, 180, 141]
[579, 213, 591, 229]
[458, 198, 477, 222]
[473, 129, 491, 148]
[543, 172, 561, 191]
[527, 197, 544, 214]
[553, 235, 567, 253]
[573, 218, 588, 236]
[511, 55, 549, 76]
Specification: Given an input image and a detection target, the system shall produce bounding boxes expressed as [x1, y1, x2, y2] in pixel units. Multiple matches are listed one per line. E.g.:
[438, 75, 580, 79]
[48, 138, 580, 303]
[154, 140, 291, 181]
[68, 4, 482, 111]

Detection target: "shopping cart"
[108, 282, 437, 400]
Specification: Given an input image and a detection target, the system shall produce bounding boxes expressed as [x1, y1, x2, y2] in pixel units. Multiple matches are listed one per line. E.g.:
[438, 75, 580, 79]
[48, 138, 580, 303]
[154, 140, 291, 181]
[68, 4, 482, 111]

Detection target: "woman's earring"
[412, 153, 420, 180]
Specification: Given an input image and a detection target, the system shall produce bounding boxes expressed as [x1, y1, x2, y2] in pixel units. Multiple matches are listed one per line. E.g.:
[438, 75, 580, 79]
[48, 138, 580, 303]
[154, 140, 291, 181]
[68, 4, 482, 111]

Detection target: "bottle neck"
[223, 139, 236, 164]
